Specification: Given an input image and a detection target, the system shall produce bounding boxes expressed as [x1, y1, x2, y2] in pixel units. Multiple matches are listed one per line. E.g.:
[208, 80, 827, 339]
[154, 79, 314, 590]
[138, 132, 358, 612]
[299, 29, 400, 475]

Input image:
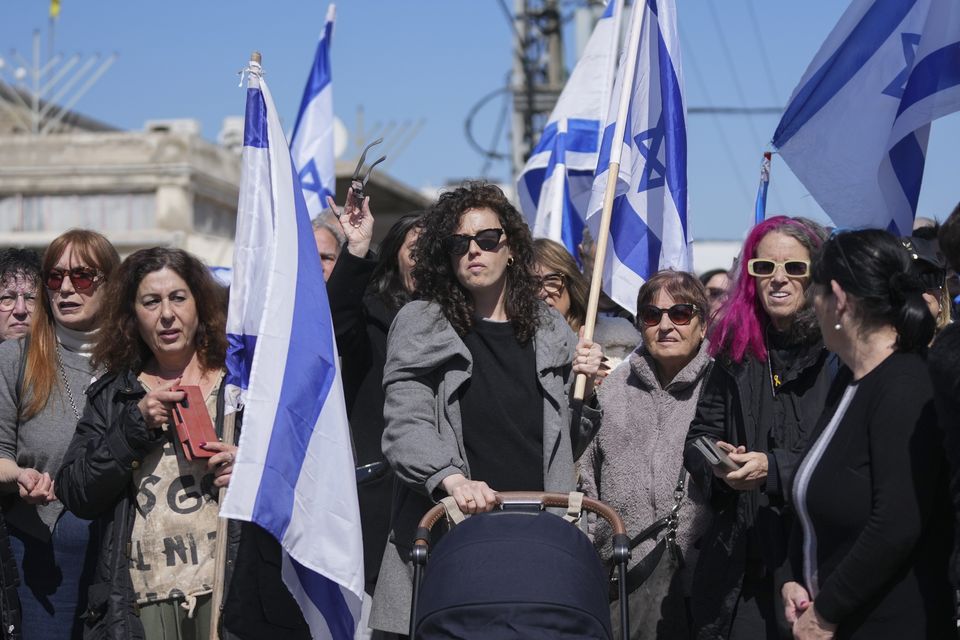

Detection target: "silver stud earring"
[833, 322, 842, 331]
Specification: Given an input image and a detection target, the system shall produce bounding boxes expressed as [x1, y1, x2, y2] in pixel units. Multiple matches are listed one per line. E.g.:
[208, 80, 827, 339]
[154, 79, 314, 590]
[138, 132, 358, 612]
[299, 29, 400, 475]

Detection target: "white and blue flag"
[517, 0, 622, 260]
[585, 0, 691, 312]
[290, 4, 337, 218]
[773, 0, 960, 235]
[222, 58, 363, 639]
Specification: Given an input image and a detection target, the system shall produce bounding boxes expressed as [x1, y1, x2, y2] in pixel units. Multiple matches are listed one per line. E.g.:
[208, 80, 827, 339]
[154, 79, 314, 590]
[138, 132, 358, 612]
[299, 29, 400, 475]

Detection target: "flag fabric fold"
[517, 0, 622, 260]
[222, 58, 363, 639]
[772, 0, 960, 234]
[585, 0, 691, 312]
[290, 4, 337, 219]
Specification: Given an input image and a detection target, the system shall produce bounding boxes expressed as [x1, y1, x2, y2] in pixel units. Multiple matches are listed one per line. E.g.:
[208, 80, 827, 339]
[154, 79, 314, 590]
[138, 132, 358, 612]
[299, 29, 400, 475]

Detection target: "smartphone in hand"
[692, 436, 742, 473]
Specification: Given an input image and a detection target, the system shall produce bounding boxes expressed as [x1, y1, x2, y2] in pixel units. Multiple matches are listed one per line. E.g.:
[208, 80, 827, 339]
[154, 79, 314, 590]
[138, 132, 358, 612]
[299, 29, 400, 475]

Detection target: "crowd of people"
[0, 182, 957, 640]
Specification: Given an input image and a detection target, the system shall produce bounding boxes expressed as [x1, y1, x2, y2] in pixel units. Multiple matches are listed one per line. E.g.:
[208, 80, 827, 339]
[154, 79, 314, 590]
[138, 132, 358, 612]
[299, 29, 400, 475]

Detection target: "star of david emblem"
[882, 32, 921, 99]
[634, 115, 667, 192]
[298, 159, 325, 196]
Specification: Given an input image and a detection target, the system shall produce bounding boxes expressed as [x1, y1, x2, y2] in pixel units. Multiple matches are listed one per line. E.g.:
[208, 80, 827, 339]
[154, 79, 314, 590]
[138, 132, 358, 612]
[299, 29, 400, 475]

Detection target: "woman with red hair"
[683, 216, 833, 639]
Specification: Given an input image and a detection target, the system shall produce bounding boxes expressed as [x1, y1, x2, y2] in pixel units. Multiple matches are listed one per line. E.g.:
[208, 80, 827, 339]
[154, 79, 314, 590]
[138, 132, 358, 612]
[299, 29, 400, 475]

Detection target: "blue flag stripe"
[225, 333, 257, 391]
[656, 25, 688, 239]
[897, 41, 960, 116]
[292, 558, 355, 638]
[290, 18, 334, 142]
[610, 195, 663, 279]
[772, 0, 917, 148]
[244, 88, 269, 149]
[888, 131, 925, 216]
[250, 155, 337, 538]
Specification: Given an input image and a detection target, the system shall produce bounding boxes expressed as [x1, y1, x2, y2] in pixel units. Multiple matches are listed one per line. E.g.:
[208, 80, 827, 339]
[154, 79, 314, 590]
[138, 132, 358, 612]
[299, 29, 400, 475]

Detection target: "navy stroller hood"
[414, 510, 612, 639]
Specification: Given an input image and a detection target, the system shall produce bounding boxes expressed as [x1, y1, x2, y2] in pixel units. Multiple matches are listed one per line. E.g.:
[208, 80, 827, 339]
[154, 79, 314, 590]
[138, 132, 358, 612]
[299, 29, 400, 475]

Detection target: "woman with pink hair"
[683, 216, 834, 640]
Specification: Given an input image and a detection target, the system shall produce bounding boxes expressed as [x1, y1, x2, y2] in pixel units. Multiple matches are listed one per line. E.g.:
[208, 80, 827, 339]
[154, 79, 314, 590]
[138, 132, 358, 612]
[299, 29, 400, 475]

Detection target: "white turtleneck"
[55, 323, 98, 357]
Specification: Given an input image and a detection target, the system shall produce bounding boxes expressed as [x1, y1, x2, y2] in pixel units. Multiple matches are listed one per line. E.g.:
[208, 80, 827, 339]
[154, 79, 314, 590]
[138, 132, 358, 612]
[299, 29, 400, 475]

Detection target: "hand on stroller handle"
[440, 473, 497, 514]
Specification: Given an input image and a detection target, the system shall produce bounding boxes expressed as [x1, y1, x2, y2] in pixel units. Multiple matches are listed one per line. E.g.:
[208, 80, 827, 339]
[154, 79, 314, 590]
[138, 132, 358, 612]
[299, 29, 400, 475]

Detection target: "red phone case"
[171, 385, 218, 460]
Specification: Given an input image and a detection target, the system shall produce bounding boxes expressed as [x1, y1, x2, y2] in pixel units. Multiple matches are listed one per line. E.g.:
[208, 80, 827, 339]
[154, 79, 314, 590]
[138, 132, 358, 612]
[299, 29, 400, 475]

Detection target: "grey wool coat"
[580, 341, 713, 594]
[369, 300, 602, 634]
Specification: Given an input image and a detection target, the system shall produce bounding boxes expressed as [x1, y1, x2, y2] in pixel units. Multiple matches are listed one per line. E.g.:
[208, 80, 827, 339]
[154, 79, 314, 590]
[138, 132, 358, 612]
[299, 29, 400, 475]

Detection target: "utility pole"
[509, 0, 565, 177]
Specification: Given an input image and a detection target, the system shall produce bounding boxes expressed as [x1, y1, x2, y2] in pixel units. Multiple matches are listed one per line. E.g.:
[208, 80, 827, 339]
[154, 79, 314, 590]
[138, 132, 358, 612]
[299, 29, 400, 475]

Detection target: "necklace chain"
[55, 345, 82, 421]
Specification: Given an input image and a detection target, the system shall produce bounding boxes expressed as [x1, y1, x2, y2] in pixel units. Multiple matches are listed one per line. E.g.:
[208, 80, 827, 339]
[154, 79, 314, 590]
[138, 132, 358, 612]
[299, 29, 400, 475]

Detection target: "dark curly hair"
[92, 247, 228, 374]
[412, 182, 540, 343]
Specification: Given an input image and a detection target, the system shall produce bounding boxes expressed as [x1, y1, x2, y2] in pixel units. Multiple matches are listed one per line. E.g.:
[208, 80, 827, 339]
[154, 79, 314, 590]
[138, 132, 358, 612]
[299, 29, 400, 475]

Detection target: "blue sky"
[2, 0, 957, 240]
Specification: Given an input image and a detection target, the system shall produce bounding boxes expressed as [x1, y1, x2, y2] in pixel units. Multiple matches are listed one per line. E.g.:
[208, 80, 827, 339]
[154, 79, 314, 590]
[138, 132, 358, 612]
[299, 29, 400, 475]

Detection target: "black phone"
[691, 436, 741, 472]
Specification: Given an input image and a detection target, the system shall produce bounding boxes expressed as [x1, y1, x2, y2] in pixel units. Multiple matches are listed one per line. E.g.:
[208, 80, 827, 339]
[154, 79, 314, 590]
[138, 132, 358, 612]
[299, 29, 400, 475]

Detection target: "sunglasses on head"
[747, 258, 810, 278]
[638, 303, 700, 327]
[445, 228, 504, 256]
[45, 267, 103, 292]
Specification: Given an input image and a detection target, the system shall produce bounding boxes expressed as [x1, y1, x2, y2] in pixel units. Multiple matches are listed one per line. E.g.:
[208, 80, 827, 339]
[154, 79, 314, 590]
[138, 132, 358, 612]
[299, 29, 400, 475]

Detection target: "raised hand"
[326, 187, 374, 258]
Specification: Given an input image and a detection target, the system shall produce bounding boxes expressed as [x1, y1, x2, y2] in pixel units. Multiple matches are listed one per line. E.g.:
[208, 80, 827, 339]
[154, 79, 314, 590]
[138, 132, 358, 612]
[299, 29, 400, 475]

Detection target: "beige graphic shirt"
[129, 374, 222, 605]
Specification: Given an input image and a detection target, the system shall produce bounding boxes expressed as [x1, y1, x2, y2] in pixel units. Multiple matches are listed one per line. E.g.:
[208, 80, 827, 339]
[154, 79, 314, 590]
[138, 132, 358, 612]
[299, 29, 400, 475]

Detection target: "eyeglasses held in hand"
[45, 267, 103, 292]
[0, 292, 37, 312]
[445, 228, 504, 256]
[535, 273, 566, 296]
[638, 303, 700, 327]
[747, 258, 810, 278]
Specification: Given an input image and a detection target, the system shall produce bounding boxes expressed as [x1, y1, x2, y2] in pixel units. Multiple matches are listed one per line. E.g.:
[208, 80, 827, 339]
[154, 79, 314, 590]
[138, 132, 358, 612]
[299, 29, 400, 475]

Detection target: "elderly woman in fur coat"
[580, 270, 713, 640]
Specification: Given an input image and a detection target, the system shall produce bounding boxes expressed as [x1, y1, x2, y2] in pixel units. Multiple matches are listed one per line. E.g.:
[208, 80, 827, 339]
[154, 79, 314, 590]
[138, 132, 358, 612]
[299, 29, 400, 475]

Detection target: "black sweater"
[788, 352, 953, 639]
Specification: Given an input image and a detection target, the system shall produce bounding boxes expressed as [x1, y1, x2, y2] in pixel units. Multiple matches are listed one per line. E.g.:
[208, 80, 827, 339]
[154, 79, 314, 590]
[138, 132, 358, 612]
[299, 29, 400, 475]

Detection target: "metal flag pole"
[573, 0, 645, 401]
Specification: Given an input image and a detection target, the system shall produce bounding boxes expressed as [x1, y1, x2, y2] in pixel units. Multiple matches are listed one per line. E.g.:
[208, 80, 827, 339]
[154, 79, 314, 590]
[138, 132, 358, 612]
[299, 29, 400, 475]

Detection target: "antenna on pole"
[0, 26, 116, 135]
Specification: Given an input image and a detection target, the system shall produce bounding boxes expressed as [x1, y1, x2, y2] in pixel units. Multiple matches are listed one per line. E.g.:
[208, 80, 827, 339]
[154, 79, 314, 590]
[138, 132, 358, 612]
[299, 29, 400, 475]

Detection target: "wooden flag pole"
[574, 1, 645, 401]
[209, 410, 237, 640]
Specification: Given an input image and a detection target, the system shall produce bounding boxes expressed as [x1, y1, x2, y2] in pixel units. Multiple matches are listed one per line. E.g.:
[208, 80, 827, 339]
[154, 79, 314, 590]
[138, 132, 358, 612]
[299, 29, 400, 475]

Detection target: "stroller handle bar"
[413, 491, 627, 548]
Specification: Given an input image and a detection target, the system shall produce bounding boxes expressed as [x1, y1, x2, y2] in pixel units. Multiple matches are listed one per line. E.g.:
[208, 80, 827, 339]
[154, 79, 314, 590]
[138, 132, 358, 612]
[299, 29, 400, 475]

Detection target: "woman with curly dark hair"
[56, 248, 310, 639]
[369, 182, 605, 636]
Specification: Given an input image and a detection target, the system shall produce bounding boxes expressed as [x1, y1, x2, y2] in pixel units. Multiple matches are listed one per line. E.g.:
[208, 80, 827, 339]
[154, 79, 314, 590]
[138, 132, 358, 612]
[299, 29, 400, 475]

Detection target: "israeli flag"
[773, 0, 960, 235]
[222, 59, 363, 639]
[517, 0, 622, 259]
[290, 4, 337, 218]
[585, 0, 691, 312]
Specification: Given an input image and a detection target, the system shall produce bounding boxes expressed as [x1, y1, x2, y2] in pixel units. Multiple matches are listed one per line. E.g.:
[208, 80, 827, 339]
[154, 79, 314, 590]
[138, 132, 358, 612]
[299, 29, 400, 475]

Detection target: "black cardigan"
[787, 352, 953, 639]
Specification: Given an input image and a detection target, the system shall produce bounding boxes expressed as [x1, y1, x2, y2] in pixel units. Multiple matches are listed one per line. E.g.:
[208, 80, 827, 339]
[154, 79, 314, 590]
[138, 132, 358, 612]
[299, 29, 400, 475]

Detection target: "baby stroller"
[409, 491, 631, 639]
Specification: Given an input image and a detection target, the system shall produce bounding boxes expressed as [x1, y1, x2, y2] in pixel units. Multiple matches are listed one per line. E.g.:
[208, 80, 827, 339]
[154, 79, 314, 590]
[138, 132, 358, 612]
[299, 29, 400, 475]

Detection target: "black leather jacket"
[684, 339, 836, 640]
[56, 369, 308, 640]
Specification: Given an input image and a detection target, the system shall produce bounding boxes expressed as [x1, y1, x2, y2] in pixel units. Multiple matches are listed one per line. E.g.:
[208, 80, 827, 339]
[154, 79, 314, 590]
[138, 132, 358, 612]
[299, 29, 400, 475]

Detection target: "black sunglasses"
[45, 267, 103, 292]
[445, 228, 504, 256]
[638, 303, 700, 327]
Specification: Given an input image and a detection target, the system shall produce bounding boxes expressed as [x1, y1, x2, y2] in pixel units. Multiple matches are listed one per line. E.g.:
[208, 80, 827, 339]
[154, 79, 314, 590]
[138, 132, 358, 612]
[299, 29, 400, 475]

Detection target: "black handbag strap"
[624, 465, 687, 551]
[612, 465, 687, 599]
